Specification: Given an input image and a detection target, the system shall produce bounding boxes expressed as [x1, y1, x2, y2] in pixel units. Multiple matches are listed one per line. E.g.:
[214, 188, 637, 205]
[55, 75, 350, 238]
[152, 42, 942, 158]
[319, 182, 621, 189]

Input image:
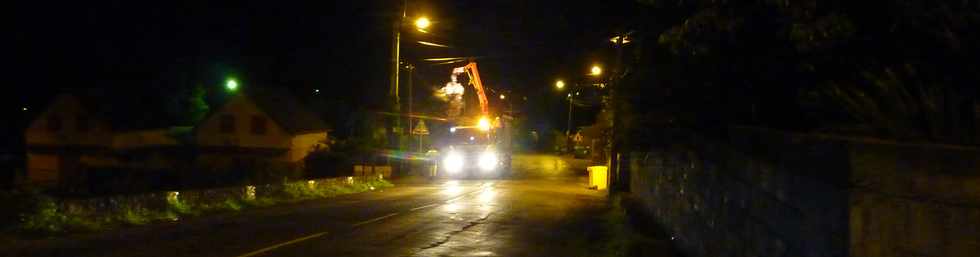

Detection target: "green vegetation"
[10, 178, 392, 237]
[283, 179, 393, 200]
[615, 0, 978, 147]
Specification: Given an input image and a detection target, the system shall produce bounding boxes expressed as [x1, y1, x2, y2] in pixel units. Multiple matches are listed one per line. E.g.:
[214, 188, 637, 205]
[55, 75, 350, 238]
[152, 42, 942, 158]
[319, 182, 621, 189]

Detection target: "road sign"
[412, 120, 429, 135]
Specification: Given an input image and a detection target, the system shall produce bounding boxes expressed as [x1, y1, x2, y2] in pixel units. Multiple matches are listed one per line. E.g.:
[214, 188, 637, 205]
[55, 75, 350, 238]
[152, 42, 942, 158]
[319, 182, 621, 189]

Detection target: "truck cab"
[434, 119, 511, 178]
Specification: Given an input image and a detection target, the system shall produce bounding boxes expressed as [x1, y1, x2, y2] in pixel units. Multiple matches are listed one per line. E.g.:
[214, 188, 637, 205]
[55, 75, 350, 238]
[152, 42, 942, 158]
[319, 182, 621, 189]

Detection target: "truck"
[432, 61, 512, 178]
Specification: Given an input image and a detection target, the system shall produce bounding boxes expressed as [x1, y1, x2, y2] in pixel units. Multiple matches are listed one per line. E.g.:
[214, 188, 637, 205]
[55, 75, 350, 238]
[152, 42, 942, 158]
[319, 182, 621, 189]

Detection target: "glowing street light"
[555, 80, 566, 89]
[225, 79, 239, 91]
[590, 65, 603, 76]
[499, 94, 506, 100]
[415, 16, 432, 33]
[477, 117, 491, 131]
[609, 35, 631, 44]
[414, 17, 431, 30]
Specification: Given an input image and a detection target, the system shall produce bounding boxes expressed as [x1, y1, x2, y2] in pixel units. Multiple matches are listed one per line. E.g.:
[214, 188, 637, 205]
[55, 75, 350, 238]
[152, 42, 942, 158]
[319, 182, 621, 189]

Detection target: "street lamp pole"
[609, 30, 629, 191]
[407, 63, 414, 149]
[566, 92, 575, 154]
[389, 0, 407, 146]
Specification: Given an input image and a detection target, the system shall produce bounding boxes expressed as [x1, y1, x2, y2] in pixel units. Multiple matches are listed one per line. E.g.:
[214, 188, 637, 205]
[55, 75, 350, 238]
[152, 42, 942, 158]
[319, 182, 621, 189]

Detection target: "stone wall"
[848, 141, 980, 256]
[628, 127, 979, 257]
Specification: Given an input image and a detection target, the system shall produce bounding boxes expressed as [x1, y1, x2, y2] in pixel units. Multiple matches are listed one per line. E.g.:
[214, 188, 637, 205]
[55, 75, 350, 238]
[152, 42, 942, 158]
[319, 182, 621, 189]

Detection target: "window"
[47, 116, 62, 132]
[219, 114, 235, 133]
[251, 115, 267, 135]
[76, 115, 90, 132]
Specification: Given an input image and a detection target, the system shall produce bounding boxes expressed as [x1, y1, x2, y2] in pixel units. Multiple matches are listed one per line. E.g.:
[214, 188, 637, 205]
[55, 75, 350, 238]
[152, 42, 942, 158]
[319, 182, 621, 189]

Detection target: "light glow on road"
[442, 181, 463, 195]
[444, 202, 461, 213]
[478, 188, 496, 203]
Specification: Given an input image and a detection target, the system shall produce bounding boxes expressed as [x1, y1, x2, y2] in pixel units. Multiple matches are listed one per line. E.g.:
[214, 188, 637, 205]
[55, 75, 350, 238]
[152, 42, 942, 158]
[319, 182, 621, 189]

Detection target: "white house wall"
[195, 95, 291, 150]
[289, 132, 328, 162]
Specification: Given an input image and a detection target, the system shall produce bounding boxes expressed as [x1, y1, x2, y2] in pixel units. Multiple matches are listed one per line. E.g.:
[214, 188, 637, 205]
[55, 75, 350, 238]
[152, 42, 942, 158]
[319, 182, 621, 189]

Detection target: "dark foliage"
[616, 0, 979, 147]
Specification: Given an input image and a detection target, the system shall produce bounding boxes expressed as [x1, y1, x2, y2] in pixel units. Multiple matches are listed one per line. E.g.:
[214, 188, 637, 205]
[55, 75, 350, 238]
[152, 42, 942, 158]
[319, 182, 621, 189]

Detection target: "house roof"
[38, 93, 183, 132]
[244, 87, 329, 135]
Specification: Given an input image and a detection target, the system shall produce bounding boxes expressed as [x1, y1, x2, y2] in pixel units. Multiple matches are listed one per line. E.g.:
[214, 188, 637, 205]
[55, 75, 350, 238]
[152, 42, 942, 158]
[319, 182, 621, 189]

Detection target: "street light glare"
[226, 79, 239, 91]
[499, 94, 506, 100]
[477, 117, 492, 131]
[414, 17, 431, 29]
[555, 80, 565, 89]
[610, 35, 631, 44]
[590, 65, 602, 76]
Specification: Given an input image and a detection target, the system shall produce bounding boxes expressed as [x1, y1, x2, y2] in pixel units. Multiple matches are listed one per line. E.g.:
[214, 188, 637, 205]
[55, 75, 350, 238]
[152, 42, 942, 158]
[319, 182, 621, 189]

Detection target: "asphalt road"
[7, 154, 610, 257]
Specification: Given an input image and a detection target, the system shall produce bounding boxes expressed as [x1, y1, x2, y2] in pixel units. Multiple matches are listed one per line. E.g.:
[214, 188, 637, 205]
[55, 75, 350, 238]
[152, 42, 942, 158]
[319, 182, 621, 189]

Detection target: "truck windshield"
[448, 128, 491, 145]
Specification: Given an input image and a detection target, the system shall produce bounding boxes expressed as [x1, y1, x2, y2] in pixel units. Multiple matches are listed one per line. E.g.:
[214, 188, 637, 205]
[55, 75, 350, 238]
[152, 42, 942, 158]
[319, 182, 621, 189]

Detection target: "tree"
[618, 0, 978, 145]
[167, 84, 210, 125]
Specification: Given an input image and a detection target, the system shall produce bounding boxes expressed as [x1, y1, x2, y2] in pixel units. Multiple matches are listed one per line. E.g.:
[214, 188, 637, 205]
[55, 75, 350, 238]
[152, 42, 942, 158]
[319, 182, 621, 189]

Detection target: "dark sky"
[9, 0, 639, 136]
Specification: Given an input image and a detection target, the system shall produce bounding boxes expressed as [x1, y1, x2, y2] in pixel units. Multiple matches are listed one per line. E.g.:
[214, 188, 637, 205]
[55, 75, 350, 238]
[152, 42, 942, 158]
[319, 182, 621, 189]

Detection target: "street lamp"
[555, 80, 566, 89]
[609, 35, 631, 44]
[225, 79, 239, 92]
[590, 65, 603, 76]
[390, 2, 434, 147]
[499, 94, 506, 100]
[414, 17, 431, 30]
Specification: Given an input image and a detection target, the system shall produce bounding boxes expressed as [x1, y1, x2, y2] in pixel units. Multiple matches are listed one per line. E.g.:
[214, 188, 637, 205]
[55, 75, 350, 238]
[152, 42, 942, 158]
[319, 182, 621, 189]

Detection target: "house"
[24, 89, 330, 187]
[194, 89, 329, 171]
[24, 94, 115, 185]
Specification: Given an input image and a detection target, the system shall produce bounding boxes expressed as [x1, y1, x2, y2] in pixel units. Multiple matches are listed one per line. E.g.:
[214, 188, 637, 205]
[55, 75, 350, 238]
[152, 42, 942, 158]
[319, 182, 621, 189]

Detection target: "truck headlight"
[443, 150, 464, 173]
[477, 150, 498, 171]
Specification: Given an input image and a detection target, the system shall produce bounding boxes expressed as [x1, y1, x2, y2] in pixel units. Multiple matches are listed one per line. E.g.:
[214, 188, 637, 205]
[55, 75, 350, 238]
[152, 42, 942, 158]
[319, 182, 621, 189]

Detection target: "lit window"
[220, 115, 235, 133]
[251, 115, 267, 135]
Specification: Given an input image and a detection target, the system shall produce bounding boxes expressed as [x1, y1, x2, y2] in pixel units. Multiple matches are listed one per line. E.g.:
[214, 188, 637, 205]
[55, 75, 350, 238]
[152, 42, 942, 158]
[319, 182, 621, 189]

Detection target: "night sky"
[9, 0, 639, 140]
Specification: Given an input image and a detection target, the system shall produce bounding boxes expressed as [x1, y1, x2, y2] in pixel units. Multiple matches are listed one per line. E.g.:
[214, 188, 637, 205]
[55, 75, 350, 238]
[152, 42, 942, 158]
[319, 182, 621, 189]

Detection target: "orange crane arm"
[458, 62, 489, 115]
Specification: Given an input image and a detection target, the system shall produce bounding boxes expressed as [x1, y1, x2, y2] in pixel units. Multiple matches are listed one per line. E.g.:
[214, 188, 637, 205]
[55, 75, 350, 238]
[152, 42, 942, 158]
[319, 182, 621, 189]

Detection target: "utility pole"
[407, 63, 415, 150]
[567, 94, 573, 136]
[389, 0, 407, 148]
[609, 30, 629, 192]
[567, 93, 573, 153]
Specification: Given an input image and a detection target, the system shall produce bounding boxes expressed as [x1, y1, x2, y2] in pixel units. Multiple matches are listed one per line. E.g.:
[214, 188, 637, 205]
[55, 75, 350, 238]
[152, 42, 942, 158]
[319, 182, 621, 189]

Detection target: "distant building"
[24, 90, 329, 187]
[24, 94, 114, 185]
[194, 89, 329, 171]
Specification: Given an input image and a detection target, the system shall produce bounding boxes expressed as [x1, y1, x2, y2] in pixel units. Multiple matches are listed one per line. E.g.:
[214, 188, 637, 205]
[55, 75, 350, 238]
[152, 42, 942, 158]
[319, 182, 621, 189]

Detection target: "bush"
[304, 149, 353, 178]
[282, 180, 322, 199]
[11, 178, 392, 237]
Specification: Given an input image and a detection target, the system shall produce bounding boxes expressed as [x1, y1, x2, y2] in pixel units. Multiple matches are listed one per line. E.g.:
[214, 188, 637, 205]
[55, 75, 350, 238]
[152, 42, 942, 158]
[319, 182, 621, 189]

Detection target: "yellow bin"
[587, 166, 608, 190]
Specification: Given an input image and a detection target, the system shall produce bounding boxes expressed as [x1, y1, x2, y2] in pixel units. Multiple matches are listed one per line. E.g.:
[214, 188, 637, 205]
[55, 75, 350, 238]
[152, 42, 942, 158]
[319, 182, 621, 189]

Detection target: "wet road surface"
[6, 154, 608, 257]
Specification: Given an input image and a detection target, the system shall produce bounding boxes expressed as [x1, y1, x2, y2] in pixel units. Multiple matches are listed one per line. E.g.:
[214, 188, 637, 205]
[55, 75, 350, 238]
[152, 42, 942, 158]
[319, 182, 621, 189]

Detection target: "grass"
[12, 178, 393, 237]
